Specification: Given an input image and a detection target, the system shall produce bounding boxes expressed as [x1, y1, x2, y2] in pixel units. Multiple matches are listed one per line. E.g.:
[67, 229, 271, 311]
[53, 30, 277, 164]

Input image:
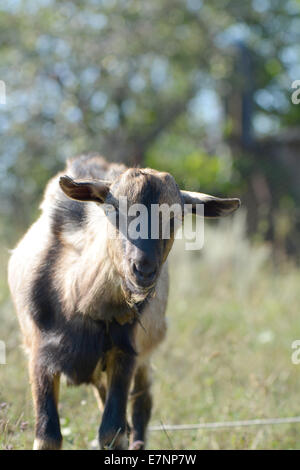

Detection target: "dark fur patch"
[38, 317, 137, 385]
[38, 315, 107, 385]
[108, 320, 137, 358]
[52, 197, 86, 234]
[34, 363, 62, 445]
[99, 349, 136, 449]
[30, 240, 62, 331]
[139, 174, 160, 207]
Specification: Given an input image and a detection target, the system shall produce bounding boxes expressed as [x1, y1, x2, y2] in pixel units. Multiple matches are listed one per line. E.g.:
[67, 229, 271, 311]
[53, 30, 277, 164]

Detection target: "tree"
[0, 0, 299, 238]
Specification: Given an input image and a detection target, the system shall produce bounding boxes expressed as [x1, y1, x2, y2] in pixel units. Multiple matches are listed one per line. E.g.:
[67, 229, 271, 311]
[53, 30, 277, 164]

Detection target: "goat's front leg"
[30, 353, 62, 450]
[129, 362, 152, 450]
[99, 348, 135, 450]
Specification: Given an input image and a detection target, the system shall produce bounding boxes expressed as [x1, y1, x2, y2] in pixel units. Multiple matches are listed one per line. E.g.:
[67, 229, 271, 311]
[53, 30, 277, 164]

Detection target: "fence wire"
[149, 416, 300, 432]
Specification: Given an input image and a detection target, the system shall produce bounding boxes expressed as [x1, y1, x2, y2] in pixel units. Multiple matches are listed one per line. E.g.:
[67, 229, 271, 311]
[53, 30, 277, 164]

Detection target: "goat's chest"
[41, 304, 139, 385]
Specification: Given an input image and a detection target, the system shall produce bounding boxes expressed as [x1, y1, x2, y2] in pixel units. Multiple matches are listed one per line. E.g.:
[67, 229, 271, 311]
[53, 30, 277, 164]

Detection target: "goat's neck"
[57, 207, 125, 319]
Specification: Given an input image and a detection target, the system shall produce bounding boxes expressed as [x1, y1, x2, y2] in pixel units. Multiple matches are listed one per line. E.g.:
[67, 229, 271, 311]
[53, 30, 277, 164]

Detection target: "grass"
[1, 211, 300, 450]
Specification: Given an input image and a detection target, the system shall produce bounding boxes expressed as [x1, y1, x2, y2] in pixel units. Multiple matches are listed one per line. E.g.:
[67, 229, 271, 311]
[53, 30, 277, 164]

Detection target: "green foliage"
[146, 133, 234, 193]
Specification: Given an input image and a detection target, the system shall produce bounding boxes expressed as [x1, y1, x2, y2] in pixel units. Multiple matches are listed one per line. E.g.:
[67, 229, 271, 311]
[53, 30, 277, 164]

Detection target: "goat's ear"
[181, 190, 240, 218]
[59, 175, 110, 203]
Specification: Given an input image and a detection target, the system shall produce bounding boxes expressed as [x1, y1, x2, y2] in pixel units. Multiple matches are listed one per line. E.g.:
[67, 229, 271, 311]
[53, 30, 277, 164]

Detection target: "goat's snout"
[131, 259, 157, 286]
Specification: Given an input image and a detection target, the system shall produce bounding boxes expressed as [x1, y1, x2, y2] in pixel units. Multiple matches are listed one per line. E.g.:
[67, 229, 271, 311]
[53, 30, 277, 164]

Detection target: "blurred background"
[1, 0, 300, 450]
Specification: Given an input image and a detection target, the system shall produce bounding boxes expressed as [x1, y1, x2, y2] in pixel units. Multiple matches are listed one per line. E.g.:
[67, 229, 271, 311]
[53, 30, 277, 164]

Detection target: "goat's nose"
[132, 261, 156, 283]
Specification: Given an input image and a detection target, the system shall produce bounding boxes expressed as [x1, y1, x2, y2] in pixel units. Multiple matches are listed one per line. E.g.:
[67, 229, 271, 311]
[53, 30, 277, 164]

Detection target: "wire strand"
[149, 416, 300, 432]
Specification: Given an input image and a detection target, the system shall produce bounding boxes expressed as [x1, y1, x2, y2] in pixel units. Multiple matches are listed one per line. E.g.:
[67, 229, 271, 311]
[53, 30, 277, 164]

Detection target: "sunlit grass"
[1, 212, 300, 449]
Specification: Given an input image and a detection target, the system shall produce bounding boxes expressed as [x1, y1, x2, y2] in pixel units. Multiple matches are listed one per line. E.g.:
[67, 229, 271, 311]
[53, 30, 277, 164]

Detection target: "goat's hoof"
[99, 430, 129, 450]
[33, 437, 62, 450]
[129, 440, 145, 450]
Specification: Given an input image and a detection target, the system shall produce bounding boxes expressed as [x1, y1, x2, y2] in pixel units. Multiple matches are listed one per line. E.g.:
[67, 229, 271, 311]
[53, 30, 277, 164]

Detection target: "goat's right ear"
[59, 175, 110, 203]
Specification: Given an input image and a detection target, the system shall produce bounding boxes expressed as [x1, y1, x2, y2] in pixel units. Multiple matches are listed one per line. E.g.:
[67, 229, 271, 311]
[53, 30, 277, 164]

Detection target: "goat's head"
[59, 168, 240, 301]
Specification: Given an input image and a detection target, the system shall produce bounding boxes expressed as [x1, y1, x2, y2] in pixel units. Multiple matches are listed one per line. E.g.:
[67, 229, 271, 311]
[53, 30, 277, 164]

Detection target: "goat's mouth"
[122, 274, 156, 301]
[125, 276, 155, 294]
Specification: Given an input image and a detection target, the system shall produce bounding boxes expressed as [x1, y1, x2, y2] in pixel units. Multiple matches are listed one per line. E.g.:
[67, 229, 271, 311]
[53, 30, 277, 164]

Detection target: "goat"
[8, 154, 240, 450]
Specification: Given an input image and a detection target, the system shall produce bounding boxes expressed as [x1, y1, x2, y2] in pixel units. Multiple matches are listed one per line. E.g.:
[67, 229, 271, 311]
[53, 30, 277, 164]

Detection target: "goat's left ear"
[181, 190, 241, 218]
[59, 175, 110, 203]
